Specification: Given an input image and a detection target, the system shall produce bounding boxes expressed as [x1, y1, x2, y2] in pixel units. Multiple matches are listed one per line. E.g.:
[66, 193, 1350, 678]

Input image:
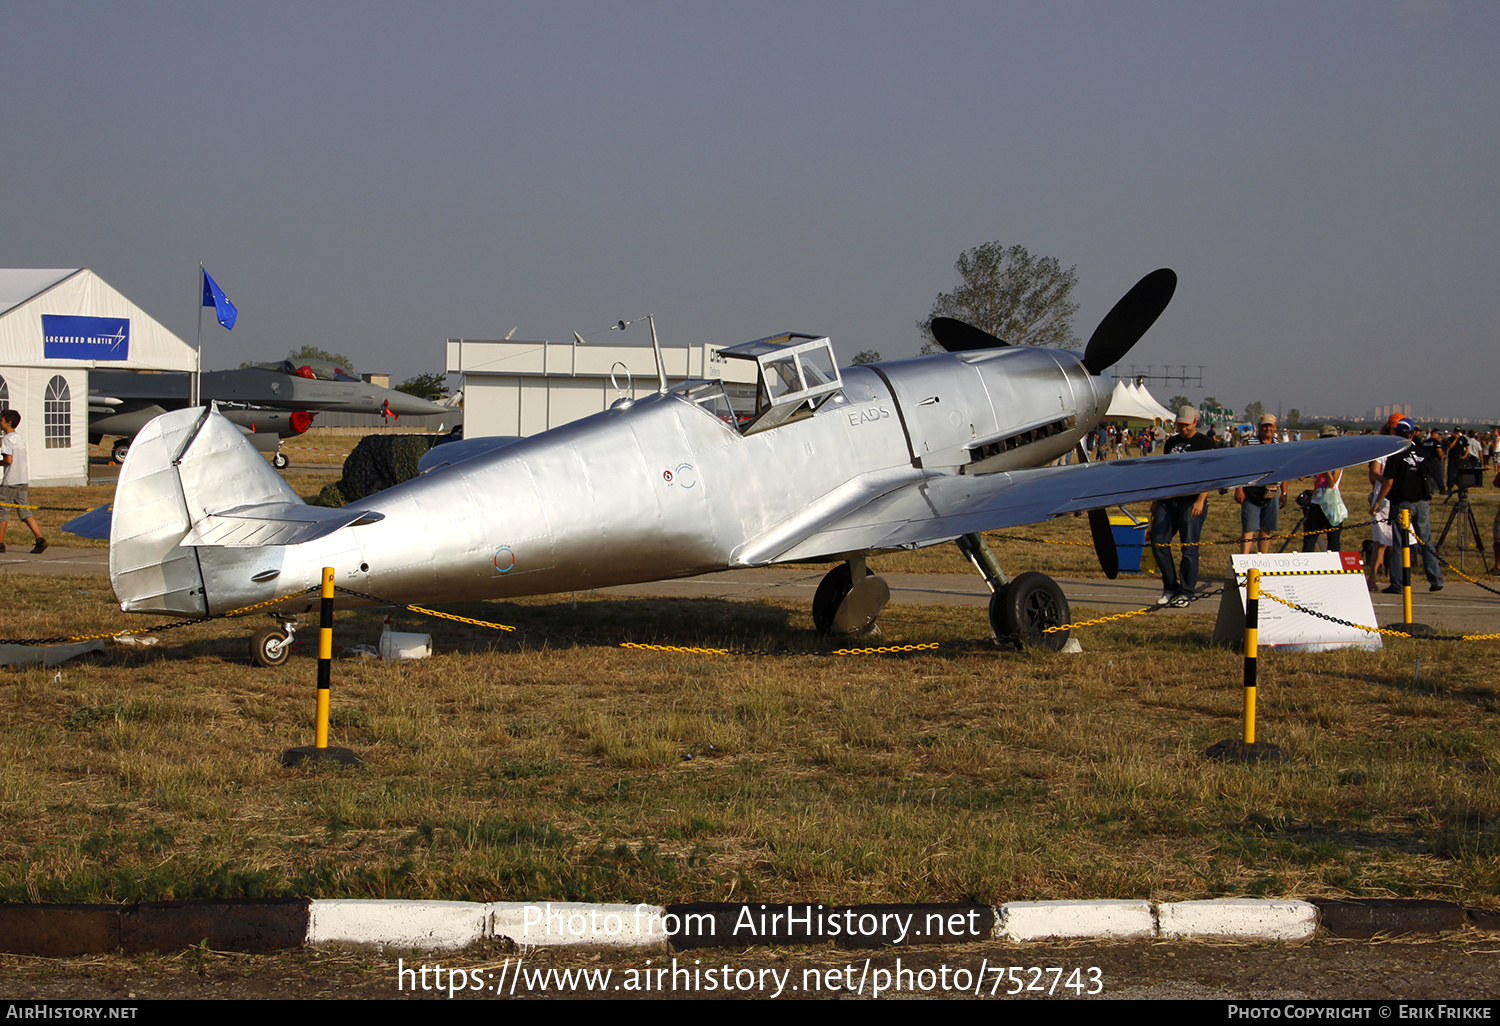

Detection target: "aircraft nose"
[381, 391, 449, 416]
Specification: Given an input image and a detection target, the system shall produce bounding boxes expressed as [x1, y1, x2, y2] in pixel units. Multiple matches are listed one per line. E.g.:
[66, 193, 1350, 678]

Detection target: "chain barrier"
[0, 501, 99, 513]
[1253, 585, 1500, 643]
[335, 586, 997, 657]
[992, 518, 1379, 551]
[1041, 585, 1229, 635]
[0, 588, 320, 647]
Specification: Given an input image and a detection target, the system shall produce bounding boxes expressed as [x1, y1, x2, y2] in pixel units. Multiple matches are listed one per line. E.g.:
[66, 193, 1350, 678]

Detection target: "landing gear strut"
[812, 556, 891, 636]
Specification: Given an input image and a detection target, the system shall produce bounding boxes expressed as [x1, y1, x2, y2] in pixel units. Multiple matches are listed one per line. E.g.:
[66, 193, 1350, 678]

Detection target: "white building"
[447, 337, 760, 438]
[0, 269, 197, 485]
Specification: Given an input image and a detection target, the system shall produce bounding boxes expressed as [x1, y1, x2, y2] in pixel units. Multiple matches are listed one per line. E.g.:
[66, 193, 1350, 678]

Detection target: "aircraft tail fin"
[109, 406, 304, 615]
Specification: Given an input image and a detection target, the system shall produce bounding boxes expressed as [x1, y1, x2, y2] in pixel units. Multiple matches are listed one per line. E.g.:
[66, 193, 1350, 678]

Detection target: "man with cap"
[1372, 416, 1444, 592]
[1235, 413, 1285, 553]
[1150, 405, 1215, 607]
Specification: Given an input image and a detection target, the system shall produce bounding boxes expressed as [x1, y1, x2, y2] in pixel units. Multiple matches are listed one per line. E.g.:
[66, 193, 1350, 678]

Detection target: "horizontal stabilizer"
[62, 504, 113, 540]
[182, 503, 384, 547]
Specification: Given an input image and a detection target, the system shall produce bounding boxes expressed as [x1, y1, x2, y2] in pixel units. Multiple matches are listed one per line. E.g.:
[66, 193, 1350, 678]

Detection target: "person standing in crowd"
[1302, 425, 1347, 553]
[0, 410, 46, 554]
[1150, 406, 1215, 607]
[1372, 416, 1443, 593]
[1366, 419, 1397, 590]
[1443, 428, 1466, 496]
[1235, 413, 1285, 553]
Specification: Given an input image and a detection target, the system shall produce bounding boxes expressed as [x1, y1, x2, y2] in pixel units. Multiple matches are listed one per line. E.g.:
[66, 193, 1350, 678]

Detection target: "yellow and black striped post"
[1205, 567, 1284, 762]
[1400, 507, 1414, 625]
[1244, 568, 1258, 745]
[315, 566, 334, 748]
[282, 567, 361, 767]
[1381, 507, 1432, 636]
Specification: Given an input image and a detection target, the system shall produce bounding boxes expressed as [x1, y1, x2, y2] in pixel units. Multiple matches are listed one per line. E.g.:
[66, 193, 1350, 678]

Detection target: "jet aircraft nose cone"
[379, 391, 450, 416]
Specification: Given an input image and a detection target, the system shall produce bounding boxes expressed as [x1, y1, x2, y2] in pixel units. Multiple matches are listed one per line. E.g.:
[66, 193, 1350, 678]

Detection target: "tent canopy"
[1104, 380, 1176, 424]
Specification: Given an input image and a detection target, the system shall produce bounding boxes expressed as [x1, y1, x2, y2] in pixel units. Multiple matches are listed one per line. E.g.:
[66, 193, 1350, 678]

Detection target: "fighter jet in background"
[90, 360, 451, 467]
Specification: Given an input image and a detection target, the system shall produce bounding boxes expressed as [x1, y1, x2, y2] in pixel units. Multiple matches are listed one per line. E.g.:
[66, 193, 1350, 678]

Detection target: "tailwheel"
[812, 561, 890, 636]
[250, 625, 293, 667]
[989, 571, 1070, 650]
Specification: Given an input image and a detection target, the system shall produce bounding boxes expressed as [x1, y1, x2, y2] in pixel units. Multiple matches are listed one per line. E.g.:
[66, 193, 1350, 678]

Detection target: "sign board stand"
[1212, 551, 1381, 653]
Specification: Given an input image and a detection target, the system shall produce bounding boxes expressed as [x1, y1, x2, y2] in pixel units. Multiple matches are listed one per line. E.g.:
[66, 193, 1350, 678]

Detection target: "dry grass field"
[2, 569, 1497, 909]
[12, 451, 1497, 909]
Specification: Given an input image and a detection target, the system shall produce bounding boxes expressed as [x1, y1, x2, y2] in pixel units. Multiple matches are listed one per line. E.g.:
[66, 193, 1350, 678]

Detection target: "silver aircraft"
[90, 360, 450, 467]
[105, 270, 1406, 665]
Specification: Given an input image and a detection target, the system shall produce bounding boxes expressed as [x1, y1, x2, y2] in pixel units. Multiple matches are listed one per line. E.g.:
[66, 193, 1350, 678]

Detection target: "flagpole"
[193, 262, 203, 407]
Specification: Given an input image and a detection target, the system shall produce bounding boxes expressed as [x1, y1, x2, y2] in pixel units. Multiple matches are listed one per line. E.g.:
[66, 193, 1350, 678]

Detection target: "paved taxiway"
[13, 546, 1499, 635]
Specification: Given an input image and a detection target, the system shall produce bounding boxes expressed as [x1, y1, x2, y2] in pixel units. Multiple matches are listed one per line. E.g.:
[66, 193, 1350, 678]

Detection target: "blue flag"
[201, 268, 238, 330]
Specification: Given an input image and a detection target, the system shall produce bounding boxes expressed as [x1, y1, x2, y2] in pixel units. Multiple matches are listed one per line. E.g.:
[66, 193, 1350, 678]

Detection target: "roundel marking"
[492, 547, 515, 574]
[674, 463, 697, 489]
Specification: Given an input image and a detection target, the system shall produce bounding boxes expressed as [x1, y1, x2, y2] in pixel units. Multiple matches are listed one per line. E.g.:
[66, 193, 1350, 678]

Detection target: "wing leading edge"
[766, 435, 1408, 564]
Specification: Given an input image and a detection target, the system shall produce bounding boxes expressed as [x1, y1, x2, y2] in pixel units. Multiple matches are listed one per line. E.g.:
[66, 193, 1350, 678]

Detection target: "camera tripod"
[1435, 484, 1487, 570]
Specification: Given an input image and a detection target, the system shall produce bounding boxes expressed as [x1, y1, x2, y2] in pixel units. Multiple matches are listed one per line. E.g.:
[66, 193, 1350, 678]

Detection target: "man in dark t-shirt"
[1373, 417, 1443, 592]
[1150, 406, 1215, 606]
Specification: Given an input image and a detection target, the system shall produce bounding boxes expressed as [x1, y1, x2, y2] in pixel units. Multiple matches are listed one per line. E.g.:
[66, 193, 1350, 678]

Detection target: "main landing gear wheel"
[989, 571, 1070, 651]
[250, 625, 292, 667]
[272, 452, 290, 469]
[112, 440, 132, 464]
[813, 564, 861, 635]
[812, 563, 889, 636]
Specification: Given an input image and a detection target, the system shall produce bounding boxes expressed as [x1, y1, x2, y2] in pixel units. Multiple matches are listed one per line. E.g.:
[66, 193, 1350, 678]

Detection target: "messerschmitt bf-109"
[90, 359, 450, 467]
[105, 269, 1406, 665]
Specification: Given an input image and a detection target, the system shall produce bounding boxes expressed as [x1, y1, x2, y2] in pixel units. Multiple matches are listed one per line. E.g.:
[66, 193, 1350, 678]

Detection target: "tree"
[287, 345, 355, 372]
[1243, 401, 1264, 425]
[1286, 408, 1301, 426]
[918, 242, 1079, 350]
[848, 350, 881, 366]
[396, 372, 447, 398]
[1168, 395, 1192, 415]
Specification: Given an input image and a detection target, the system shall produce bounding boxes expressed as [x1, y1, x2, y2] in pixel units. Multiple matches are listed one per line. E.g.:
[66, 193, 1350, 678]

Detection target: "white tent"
[0, 269, 196, 485]
[1104, 380, 1176, 424]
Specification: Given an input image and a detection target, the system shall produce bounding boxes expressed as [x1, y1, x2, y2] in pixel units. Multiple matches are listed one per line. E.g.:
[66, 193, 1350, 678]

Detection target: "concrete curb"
[0, 897, 1493, 956]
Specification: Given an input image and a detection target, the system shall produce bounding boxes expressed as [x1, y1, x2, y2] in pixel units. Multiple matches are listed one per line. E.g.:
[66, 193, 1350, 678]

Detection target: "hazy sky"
[5, 2, 1496, 421]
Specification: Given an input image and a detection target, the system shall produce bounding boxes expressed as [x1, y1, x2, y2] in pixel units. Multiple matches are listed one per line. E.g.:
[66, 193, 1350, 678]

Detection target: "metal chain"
[0, 588, 320, 647]
[335, 586, 999, 657]
[993, 518, 1378, 551]
[1254, 586, 1499, 642]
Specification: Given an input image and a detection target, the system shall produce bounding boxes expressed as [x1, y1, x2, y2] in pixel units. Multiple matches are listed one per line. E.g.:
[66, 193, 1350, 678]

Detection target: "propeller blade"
[1072, 441, 1120, 580]
[1081, 268, 1178, 375]
[1088, 507, 1120, 580]
[929, 317, 1010, 353]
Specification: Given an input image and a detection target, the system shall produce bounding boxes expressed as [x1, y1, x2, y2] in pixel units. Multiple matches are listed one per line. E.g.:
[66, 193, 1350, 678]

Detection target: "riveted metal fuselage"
[190, 346, 1111, 615]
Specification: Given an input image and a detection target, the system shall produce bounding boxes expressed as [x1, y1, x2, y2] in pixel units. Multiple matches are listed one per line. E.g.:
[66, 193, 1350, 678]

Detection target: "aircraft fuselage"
[182, 346, 1108, 615]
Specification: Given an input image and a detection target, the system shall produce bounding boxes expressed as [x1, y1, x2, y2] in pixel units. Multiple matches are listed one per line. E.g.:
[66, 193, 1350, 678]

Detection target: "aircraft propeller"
[928, 317, 1009, 353]
[1087, 508, 1120, 580]
[1080, 268, 1177, 375]
[1074, 441, 1120, 580]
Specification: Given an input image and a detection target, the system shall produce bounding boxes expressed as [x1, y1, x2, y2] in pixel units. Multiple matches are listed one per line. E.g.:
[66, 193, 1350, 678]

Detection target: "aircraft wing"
[765, 435, 1406, 563]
